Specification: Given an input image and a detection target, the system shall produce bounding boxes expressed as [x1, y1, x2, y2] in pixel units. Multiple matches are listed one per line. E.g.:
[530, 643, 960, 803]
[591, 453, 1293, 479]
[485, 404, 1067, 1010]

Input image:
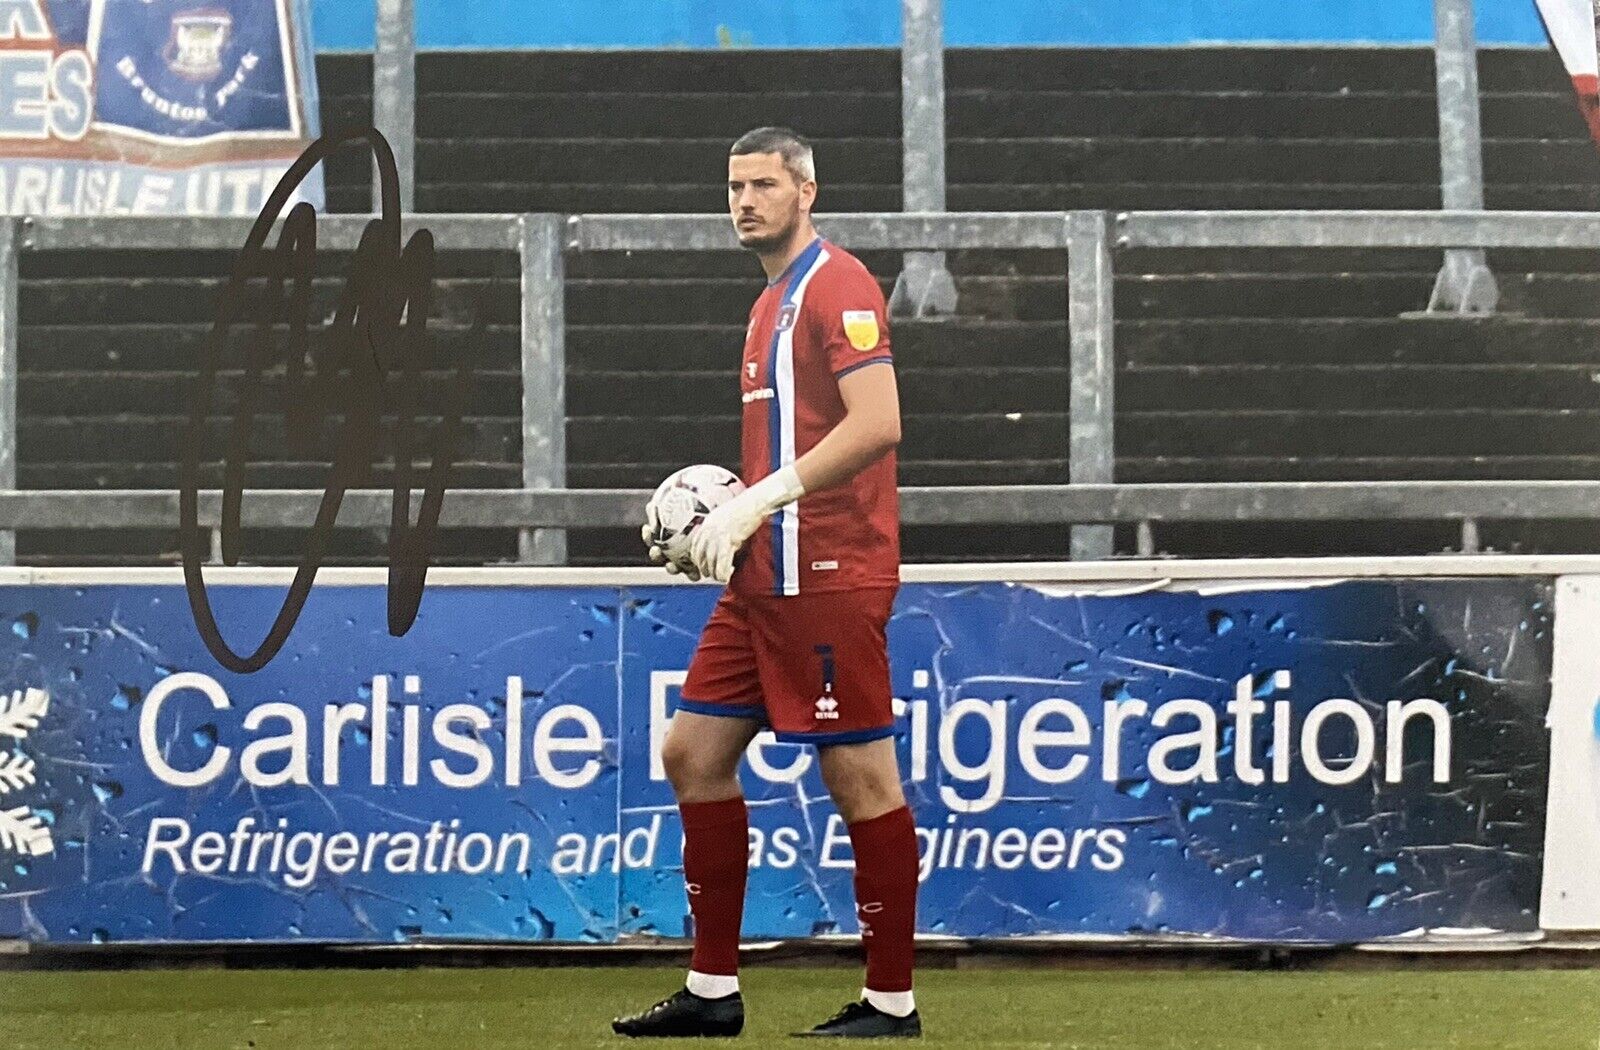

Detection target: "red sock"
[679, 796, 749, 977]
[848, 805, 918, 993]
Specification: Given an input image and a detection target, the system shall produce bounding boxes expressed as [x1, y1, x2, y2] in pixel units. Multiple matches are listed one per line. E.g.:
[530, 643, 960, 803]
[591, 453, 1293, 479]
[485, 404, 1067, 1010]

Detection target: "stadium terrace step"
[946, 46, 1578, 93]
[1122, 409, 1600, 459]
[1119, 317, 1600, 365]
[17, 323, 523, 372]
[1119, 454, 1600, 483]
[14, 525, 523, 567]
[19, 371, 526, 418]
[19, 366, 1073, 419]
[947, 137, 1600, 186]
[947, 90, 1580, 140]
[419, 92, 899, 139]
[417, 136, 902, 184]
[948, 183, 1454, 210]
[18, 461, 518, 490]
[563, 459, 1071, 488]
[21, 416, 523, 465]
[19, 46, 1600, 565]
[20, 276, 523, 326]
[415, 49, 902, 94]
[1118, 364, 1600, 411]
[566, 320, 1072, 370]
[415, 183, 902, 214]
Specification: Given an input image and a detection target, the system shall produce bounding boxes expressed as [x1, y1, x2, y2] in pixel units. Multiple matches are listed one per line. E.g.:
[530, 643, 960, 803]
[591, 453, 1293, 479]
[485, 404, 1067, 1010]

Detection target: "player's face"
[728, 152, 811, 253]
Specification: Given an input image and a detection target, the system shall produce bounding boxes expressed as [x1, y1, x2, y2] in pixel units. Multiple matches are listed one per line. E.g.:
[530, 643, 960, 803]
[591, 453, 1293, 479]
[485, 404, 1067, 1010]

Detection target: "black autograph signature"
[179, 127, 468, 674]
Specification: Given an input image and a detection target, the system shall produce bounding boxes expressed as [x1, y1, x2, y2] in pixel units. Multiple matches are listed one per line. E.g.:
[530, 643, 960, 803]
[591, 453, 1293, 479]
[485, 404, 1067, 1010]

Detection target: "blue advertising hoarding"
[0, 570, 1549, 944]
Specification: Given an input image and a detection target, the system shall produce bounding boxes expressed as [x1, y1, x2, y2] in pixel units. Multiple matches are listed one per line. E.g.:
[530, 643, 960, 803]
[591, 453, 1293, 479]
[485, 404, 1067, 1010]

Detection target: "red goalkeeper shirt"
[731, 236, 900, 597]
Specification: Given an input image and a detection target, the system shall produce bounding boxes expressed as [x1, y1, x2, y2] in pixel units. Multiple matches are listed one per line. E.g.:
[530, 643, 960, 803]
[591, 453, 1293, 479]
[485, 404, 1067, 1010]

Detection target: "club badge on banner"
[0, 573, 1549, 944]
[0, 0, 322, 215]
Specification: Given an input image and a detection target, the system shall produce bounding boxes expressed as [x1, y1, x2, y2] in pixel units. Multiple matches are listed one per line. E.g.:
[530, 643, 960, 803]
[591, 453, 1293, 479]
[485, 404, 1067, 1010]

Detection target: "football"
[647, 464, 746, 564]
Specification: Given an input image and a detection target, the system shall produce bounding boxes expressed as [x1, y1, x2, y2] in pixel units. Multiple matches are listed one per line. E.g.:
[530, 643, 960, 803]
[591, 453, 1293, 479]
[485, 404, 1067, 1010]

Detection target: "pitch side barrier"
[0, 556, 1590, 946]
[7, 209, 1600, 567]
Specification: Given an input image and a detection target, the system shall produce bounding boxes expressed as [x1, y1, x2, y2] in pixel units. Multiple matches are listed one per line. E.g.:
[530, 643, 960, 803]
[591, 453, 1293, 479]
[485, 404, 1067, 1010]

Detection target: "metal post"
[888, 0, 958, 318]
[373, 0, 416, 212]
[1067, 211, 1114, 561]
[0, 219, 15, 566]
[519, 215, 567, 565]
[1136, 520, 1155, 558]
[1428, 0, 1498, 314]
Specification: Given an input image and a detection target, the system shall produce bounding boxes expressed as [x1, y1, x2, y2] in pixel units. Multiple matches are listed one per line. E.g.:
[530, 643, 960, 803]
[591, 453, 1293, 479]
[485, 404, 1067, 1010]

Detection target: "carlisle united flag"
[0, 0, 321, 215]
[1535, 0, 1600, 148]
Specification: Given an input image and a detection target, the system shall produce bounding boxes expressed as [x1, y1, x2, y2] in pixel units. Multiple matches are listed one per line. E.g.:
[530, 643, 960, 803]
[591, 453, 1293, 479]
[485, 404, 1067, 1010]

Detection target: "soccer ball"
[647, 464, 746, 564]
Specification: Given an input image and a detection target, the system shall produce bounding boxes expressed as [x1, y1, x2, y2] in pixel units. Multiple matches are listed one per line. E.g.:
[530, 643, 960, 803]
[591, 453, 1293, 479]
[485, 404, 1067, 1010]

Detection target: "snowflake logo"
[0, 688, 52, 857]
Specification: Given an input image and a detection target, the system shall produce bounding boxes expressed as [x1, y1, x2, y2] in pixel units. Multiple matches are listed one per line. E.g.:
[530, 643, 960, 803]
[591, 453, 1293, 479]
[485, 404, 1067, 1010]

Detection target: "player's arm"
[689, 363, 899, 582]
[790, 362, 900, 494]
[687, 271, 898, 583]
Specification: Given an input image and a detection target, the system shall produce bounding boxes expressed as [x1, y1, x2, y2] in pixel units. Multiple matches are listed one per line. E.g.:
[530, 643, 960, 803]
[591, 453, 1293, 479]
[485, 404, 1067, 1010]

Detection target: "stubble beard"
[739, 212, 801, 257]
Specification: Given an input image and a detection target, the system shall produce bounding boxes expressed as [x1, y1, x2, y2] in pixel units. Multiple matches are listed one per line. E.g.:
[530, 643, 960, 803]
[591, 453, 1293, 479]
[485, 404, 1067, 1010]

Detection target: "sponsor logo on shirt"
[742, 388, 775, 404]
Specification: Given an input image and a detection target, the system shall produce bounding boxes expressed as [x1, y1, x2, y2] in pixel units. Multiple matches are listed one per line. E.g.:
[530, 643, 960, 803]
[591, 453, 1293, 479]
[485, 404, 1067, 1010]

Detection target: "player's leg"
[750, 587, 922, 1038]
[663, 710, 763, 994]
[614, 592, 765, 1038]
[806, 738, 921, 1038]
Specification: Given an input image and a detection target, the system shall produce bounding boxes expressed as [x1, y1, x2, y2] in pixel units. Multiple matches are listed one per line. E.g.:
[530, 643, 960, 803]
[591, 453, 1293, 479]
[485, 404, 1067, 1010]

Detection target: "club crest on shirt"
[842, 310, 879, 351]
[776, 303, 799, 332]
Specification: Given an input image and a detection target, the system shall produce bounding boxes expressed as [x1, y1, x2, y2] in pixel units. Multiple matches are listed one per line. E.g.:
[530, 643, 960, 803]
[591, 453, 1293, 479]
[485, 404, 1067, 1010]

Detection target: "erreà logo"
[814, 644, 839, 719]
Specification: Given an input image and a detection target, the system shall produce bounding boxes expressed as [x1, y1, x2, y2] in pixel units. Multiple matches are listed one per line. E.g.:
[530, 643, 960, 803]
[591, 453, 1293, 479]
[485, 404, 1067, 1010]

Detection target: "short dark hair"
[730, 126, 816, 184]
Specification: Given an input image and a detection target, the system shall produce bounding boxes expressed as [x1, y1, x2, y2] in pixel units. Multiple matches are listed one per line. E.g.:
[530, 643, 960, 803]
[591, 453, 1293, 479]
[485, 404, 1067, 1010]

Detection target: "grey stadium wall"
[16, 46, 1600, 567]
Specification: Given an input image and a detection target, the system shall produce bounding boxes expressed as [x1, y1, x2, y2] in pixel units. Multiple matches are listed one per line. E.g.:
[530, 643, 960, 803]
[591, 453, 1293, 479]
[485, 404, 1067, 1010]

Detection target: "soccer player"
[613, 127, 920, 1039]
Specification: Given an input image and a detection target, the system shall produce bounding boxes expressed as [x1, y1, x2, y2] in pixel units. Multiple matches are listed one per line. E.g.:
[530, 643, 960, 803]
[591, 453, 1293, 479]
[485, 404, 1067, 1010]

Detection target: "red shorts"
[679, 586, 898, 745]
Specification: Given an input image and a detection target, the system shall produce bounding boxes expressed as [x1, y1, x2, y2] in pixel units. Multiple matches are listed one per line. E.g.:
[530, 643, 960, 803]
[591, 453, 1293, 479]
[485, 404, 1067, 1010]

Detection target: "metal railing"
[2, 208, 1598, 567]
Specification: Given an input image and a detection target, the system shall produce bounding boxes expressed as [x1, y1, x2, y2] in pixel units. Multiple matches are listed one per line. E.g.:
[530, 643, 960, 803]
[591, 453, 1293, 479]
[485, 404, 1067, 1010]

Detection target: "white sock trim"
[687, 970, 740, 999]
[862, 987, 915, 1017]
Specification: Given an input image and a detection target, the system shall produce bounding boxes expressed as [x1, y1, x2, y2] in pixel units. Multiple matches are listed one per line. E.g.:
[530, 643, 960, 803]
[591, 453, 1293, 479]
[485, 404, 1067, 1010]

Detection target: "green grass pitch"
[6, 965, 1600, 1049]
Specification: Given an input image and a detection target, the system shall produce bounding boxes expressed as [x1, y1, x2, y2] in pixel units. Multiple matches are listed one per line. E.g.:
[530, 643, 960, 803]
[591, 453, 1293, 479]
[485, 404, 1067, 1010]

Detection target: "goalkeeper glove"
[688, 465, 806, 584]
[642, 502, 702, 581]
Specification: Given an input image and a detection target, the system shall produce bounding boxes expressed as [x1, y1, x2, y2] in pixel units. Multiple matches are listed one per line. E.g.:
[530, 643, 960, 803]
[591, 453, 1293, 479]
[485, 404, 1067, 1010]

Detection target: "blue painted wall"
[312, 0, 1552, 50]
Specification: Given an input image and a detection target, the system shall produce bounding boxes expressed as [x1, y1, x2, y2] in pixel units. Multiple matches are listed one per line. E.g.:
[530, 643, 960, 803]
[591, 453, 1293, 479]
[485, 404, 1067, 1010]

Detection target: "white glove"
[688, 466, 806, 584]
[641, 502, 701, 581]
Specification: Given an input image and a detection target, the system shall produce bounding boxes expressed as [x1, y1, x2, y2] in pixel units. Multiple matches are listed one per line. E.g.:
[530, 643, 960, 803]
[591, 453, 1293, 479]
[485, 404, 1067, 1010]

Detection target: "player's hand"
[643, 503, 702, 580]
[687, 495, 766, 584]
[641, 508, 666, 566]
[664, 559, 702, 582]
[687, 466, 807, 584]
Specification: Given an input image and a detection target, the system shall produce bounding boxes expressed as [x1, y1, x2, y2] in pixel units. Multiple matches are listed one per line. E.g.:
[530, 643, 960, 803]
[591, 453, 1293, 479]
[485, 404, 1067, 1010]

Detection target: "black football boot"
[612, 986, 745, 1038]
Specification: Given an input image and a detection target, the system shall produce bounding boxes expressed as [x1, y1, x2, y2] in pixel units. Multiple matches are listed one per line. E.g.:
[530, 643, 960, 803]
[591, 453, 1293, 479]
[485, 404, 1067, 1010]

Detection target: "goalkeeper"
[614, 127, 918, 1040]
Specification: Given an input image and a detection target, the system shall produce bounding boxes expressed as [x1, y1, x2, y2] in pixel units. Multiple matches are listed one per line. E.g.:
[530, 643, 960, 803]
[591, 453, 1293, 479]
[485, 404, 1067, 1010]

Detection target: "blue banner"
[0, 574, 1548, 944]
[0, 0, 321, 216]
[311, 0, 1552, 49]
